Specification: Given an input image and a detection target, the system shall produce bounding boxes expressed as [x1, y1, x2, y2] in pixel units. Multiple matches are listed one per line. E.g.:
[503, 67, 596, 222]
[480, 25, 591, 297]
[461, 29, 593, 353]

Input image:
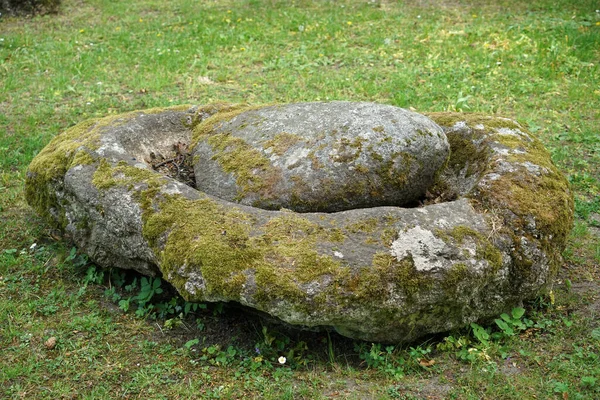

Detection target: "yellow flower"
[347, 21, 352, 25]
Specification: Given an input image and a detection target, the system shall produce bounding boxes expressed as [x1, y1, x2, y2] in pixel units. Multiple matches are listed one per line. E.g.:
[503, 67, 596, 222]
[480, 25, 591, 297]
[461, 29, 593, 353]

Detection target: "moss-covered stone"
[428, 112, 574, 280]
[435, 225, 503, 272]
[193, 102, 449, 212]
[26, 105, 574, 343]
[190, 104, 267, 148]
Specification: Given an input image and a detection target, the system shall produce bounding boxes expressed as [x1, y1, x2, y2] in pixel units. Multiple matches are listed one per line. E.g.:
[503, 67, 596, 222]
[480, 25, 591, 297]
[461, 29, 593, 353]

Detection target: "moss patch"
[142, 194, 258, 300]
[427, 112, 573, 278]
[329, 136, 365, 163]
[436, 225, 503, 271]
[208, 134, 281, 201]
[349, 253, 434, 302]
[479, 170, 573, 276]
[92, 160, 166, 190]
[26, 105, 194, 223]
[441, 263, 470, 293]
[192, 104, 284, 203]
[191, 103, 268, 148]
[262, 132, 302, 156]
[345, 217, 379, 234]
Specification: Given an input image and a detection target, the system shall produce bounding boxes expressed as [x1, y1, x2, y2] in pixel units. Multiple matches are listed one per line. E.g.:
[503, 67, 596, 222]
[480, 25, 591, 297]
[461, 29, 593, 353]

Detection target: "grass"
[1, 0, 600, 398]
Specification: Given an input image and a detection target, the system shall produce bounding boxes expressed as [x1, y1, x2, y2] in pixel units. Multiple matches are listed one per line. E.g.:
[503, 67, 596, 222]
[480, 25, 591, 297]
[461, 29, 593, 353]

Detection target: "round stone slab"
[192, 102, 449, 212]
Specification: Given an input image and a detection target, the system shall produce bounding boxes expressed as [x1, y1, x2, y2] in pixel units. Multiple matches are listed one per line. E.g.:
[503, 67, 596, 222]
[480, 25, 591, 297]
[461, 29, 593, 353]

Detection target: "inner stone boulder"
[25, 103, 574, 343]
[192, 102, 449, 212]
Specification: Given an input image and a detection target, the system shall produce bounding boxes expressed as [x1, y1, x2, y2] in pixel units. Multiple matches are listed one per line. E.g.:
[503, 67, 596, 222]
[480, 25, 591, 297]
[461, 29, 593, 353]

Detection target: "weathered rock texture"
[25, 103, 574, 343]
[193, 102, 449, 212]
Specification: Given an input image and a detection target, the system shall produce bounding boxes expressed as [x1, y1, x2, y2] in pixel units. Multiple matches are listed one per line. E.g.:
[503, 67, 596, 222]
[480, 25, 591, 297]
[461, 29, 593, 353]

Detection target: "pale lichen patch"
[390, 226, 448, 271]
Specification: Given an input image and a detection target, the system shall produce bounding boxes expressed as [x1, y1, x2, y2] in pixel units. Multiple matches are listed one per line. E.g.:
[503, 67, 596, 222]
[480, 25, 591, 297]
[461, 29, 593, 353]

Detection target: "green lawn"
[1, 0, 600, 398]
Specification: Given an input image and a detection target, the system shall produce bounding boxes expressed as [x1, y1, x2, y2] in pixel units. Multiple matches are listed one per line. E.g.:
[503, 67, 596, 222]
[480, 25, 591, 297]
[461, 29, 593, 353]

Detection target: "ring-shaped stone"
[25, 103, 573, 342]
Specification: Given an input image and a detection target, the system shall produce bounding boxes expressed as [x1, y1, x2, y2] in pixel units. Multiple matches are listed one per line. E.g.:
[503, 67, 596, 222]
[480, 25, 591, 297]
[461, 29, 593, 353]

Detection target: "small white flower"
[417, 15, 421, 19]
[29, 243, 37, 251]
[278, 356, 286, 364]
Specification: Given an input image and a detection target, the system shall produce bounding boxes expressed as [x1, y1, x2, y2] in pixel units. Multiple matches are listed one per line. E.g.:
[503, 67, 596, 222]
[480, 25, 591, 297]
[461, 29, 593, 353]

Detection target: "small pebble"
[45, 337, 57, 350]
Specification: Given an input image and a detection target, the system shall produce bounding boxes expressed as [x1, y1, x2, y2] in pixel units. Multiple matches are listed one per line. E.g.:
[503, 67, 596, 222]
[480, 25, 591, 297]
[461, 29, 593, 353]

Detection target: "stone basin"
[25, 102, 573, 342]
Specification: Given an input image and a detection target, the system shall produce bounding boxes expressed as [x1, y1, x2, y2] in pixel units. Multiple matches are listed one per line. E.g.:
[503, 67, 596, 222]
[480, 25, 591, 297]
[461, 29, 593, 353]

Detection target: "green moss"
[92, 160, 165, 191]
[329, 136, 365, 163]
[25, 118, 103, 227]
[192, 104, 284, 202]
[251, 213, 348, 307]
[372, 125, 385, 133]
[208, 134, 281, 201]
[380, 226, 398, 246]
[71, 150, 96, 167]
[441, 263, 469, 292]
[141, 194, 258, 300]
[136, 188, 349, 306]
[351, 253, 434, 301]
[263, 132, 302, 156]
[448, 130, 489, 176]
[426, 112, 521, 131]
[436, 226, 503, 271]
[416, 128, 434, 138]
[427, 112, 573, 279]
[479, 170, 573, 275]
[307, 150, 324, 170]
[369, 149, 384, 163]
[191, 103, 269, 148]
[495, 133, 556, 171]
[26, 105, 195, 227]
[328, 228, 346, 243]
[354, 164, 369, 174]
[373, 151, 411, 190]
[345, 218, 379, 234]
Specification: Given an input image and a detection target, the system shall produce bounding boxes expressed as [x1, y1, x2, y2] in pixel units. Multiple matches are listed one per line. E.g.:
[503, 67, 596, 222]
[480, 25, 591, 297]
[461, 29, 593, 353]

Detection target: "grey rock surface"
[25, 104, 573, 343]
[192, 102, 449, 212]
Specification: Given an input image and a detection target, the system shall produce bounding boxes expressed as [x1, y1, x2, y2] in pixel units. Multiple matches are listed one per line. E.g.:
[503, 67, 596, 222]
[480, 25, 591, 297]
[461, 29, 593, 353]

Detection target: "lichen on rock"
[25, 103, 573, 343]
[192, 102, 450, 212]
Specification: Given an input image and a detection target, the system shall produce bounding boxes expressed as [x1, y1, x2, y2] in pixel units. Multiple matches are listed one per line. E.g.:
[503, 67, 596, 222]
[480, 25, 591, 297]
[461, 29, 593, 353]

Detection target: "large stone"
[192, 102, 449, 212]
[25, 103, 574, 343]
